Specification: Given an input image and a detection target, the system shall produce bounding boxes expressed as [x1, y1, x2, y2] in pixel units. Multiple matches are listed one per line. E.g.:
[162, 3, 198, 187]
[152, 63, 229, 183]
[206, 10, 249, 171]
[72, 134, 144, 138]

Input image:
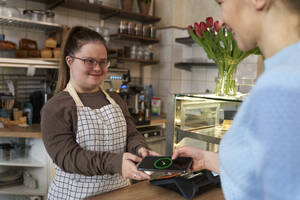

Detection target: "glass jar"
[137, 46, 143, 60]
[143, 25, 150, 38]
[135, 23, 143, 36]
[120, 20, 128, 34]
[0, 0, 20, 18]
[143, 47, 150, 60]
[46, 10, 55, 23]
[128, 21, 136, 35]
[150, 25, 156, 38]
[130, 45, 137, 59]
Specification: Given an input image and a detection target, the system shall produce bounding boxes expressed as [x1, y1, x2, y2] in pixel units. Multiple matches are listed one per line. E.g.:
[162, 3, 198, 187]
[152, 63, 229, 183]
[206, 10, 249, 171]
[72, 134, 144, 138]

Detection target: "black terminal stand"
[150, 170, 220, 199]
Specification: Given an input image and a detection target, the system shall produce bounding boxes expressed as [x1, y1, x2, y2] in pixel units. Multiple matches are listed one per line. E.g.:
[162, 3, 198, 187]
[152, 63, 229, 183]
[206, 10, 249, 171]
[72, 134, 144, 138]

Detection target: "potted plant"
[120, 0, 134, 12]
[137, 0, 151, 15]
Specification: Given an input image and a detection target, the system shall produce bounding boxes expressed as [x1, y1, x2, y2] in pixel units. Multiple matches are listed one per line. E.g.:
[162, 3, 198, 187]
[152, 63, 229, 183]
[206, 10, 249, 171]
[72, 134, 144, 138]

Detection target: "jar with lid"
[148, 45, 154, 60]
[143, 46, 151, 60]
[130, 45, 137, 59]
[135, 23, 143, 36]
[46, 10, 55, 23]
[128, 21, 136, 35]
[137, 46, 144, 60]
[120, 20, 128, 34]
[150, 25, 156, 38]
[0, 0, 20, 18]
[143, 25, 151, 38]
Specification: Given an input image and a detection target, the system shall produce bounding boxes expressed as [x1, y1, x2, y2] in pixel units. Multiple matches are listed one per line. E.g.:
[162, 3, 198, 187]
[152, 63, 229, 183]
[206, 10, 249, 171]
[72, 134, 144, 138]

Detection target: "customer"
[41, 26, 157, 199]
[173, 0, 300, 199]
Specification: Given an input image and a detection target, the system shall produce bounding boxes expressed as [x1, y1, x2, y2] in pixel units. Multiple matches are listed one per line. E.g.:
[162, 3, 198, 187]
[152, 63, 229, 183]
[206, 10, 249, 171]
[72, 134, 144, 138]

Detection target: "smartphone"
[137, 156, 193, 173]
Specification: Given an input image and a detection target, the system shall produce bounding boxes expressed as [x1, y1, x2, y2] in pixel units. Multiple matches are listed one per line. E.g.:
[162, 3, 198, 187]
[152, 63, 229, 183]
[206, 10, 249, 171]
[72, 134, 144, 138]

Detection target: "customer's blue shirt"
[220, 41, 300, 200]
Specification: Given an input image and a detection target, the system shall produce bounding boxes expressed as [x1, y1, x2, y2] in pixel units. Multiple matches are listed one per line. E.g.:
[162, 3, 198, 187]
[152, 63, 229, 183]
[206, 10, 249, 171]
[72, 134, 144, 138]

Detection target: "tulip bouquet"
[188, 17, 261, 96]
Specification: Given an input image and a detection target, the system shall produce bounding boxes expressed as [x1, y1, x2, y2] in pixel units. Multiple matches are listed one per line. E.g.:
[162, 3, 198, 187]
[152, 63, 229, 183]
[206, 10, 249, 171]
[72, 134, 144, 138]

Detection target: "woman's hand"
[172, 146, 206, 171]
[137, 147, 161, 158]
[122, 152, 151, 180]
[172, 146, 220, 174]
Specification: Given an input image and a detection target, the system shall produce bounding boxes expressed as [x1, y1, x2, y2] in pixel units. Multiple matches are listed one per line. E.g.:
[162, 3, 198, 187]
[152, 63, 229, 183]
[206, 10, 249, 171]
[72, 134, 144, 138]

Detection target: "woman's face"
[67, 42, 108, 93]
[217, 0, 259, 51]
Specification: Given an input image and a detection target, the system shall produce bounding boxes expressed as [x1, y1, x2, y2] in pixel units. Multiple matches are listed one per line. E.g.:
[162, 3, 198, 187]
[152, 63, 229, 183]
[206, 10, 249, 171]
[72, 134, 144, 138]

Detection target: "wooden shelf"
[111, 33, 159, 44]
[0, 157, 44, 168]
[30, 0, 161, 24]
[0, 184, 46, 196]
[0, 58, 59, 69]
[0, 124, 42, 138]
[0, 15, 61, 32]
[117, 57, 159, 65]
[175, 37, 194, 46]
[175, 62, 216, 71]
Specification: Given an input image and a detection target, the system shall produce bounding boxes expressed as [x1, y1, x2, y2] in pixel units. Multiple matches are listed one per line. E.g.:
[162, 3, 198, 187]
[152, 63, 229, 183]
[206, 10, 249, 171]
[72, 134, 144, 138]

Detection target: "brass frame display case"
[166, 94, 244, 155]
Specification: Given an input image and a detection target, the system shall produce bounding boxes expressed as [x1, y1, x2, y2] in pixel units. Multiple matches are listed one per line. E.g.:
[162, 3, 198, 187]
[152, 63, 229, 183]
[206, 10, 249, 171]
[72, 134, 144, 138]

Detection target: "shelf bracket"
[100, 11, 120, 20]
[47, 0, 65, 10]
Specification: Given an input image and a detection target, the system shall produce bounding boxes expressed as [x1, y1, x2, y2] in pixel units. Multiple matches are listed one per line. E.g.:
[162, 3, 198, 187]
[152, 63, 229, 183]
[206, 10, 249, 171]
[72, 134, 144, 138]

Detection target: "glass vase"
[215, 62, 238, 96]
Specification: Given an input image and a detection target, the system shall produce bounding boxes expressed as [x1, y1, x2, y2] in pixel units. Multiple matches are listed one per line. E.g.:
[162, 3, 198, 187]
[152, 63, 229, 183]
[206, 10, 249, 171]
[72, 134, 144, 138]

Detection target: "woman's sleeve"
[41, 96, 123, 176]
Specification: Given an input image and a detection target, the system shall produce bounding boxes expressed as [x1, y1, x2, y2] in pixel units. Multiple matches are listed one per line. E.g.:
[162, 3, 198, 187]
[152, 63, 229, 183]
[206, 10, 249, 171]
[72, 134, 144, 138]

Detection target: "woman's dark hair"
[284, 0, 300, 13]
[55, 26, 107, 93]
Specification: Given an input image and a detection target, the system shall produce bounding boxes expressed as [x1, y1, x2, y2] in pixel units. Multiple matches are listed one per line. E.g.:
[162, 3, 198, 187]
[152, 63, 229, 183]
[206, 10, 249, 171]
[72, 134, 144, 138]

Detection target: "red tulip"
[195, 25, 203, 37]
[206, 17, 213, 28]
[188, 25, 193, 30]
[200, 22, 207, 32]
[214, 21, 220, 32]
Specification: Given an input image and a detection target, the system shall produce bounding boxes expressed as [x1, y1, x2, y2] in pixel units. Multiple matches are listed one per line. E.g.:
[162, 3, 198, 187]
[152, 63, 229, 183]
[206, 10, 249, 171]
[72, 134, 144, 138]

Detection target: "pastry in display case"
[166, 94, 243, 154]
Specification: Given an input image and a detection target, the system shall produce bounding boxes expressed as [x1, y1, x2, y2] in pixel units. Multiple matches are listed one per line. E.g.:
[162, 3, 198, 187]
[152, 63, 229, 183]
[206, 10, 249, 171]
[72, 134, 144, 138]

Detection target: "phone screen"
[137, 156, 193, 173]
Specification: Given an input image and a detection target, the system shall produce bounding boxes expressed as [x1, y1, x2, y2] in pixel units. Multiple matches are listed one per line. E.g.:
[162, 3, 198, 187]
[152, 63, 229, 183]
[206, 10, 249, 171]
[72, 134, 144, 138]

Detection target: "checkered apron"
[47, 83, 130, 200]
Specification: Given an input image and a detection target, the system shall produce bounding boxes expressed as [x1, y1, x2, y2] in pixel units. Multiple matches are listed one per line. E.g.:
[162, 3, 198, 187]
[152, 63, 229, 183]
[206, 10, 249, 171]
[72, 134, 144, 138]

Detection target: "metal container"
[23, 9, 47, 22]
[46, 10, 55, 23]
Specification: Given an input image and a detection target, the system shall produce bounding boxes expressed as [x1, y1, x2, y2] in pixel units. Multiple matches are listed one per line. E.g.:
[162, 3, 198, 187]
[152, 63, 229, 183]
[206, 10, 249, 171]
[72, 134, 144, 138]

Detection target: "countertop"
[87, 181, 224, 200]
[0, 116, 166, 138]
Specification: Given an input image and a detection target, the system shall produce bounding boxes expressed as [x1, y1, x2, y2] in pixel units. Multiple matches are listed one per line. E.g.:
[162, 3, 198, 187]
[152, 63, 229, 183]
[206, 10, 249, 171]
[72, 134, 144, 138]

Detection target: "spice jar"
[130, 45, 137, 59]
[135, 24, 143, 36]
[143, 25, 150, 38]
[150, 25, 156, 38]
[128, 21, 136, 35]
[144, 46, 151, 60]
[137, 47, 144, 60]
[120, 20, 128, 34]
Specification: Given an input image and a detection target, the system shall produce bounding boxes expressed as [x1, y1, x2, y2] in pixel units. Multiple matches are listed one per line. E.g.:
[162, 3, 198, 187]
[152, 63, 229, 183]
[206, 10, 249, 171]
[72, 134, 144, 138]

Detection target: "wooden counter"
[87, 181, 224, 200]
[0, 124, 42, 138]
[0, 117, 166, 139]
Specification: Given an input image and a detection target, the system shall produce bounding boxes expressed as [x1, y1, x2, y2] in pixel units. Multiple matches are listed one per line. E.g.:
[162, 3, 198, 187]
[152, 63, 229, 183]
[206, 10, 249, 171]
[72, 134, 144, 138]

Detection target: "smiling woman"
[41, 26, 159, 200]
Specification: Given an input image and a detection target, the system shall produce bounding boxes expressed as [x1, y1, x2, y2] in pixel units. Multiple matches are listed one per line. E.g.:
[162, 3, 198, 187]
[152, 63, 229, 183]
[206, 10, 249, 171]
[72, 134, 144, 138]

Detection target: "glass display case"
[166, 93, 244, 155]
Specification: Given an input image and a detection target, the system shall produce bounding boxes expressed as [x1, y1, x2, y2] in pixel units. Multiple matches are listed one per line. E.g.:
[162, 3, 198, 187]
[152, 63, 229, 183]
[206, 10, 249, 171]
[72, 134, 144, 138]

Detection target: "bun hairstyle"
[286, 0, 300, 12]
[55, 26, 107, 93]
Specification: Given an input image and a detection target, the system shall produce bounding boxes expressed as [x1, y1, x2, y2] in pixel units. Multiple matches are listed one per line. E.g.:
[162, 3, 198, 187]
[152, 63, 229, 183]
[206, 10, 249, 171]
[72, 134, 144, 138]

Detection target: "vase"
[138, 1, 151, 15]
[120, 0, 133, 12]
[215, 61, 238, 96]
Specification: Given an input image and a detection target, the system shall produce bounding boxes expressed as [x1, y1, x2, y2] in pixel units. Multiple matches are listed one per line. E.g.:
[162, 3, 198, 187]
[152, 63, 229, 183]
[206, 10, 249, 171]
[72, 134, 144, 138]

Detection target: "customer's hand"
[172, 146, 206, 171]
[122, 152, 151, 180]
[138, 147, 161, 158]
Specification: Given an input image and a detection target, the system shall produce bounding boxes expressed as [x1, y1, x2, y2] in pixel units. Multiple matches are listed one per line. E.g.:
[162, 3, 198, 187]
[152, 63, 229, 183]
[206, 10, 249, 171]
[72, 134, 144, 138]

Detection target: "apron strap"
[66, 83, 84, 107]
[65, 83, 117, 106]
[100, 86, 118, 105]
